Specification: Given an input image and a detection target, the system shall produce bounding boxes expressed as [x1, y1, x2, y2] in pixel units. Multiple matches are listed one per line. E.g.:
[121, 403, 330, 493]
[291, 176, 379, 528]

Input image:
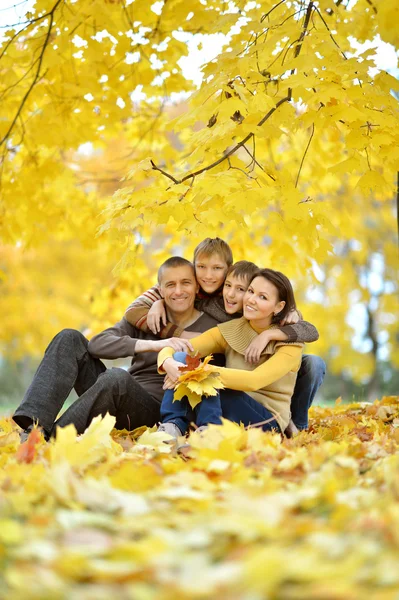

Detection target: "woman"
[157, 268, 304, 437]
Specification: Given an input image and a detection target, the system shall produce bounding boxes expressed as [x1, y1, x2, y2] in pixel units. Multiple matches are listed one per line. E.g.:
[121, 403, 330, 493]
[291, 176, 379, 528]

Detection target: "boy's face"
[223, 273, 248, 314]
[195, 252, 228, 294]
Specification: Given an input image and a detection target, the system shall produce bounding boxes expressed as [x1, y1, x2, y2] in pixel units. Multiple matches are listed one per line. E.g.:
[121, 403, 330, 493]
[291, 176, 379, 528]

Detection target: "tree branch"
[295, 123, 315, 187]
[152, 2, 314, 187]
[150, 160, 179, 184]
[294, 1, 314, 59]
[0, 0, 64, 149]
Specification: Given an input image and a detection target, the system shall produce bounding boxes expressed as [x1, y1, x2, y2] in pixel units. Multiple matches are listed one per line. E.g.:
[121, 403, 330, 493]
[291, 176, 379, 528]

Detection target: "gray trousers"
[13, 329, 161, 437]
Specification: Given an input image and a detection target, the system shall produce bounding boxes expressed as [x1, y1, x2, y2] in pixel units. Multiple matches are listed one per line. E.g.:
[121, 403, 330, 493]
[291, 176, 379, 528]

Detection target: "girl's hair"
[250, 268, 297, 324]
[193, 237, 233, 267]
[226, 260, 259, 285]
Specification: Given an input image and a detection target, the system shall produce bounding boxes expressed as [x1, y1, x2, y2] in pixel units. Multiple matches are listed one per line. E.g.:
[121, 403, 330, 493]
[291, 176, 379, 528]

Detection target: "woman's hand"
[162, 357, 186, 386]
[147, 299, 167, 334]
[162, 374, 177, 390]
[245, 331, 271, 365]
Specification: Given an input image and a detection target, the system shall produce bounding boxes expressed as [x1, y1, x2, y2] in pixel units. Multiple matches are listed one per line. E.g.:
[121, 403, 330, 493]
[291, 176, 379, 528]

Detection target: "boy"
[125, 237, 233, 338]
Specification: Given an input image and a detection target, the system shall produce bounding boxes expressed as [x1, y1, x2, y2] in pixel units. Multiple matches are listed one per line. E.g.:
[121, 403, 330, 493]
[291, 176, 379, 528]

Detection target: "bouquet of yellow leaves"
[173, 354, 225, 409]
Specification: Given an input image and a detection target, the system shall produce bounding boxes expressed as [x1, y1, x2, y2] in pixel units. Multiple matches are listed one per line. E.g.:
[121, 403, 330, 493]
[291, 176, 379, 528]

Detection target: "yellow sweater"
[158, 317, 303, 431]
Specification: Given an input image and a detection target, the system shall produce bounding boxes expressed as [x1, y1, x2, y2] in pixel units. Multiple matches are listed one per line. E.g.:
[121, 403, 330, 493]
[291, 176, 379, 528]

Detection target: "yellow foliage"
[0, 398, 398, 597]
[174, 355, 225, 409]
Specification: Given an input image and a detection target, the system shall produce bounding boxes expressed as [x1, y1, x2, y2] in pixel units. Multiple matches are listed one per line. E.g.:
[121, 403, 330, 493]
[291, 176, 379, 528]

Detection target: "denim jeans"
[290, 354, 326, 429]
[161, 388, 279, 433]
[167, 351, 325, 432]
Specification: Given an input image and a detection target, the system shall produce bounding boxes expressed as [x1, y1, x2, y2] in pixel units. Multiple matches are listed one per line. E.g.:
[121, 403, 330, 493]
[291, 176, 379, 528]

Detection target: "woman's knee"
[301, 355, 326, 380]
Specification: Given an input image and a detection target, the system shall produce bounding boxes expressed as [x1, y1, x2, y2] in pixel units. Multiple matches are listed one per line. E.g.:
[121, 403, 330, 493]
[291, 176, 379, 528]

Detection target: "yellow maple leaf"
[173, 355, 224, 409]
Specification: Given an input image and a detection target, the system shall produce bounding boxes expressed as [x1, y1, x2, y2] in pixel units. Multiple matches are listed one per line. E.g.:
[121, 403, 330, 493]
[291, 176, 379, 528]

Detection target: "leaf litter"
[0, 397, 399, 599]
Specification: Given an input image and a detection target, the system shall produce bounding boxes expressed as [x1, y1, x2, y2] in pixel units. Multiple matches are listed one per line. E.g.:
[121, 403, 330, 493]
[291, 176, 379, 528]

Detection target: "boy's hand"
[279, 309, 300, 326]
[162, 358, 185, 386]
[245, 331, 271, 365]
[147, 299, 167, 334]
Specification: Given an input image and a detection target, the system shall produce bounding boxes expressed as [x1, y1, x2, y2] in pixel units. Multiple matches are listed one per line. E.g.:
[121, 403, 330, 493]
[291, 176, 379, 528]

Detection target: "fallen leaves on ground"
[0, 397, 399, 599]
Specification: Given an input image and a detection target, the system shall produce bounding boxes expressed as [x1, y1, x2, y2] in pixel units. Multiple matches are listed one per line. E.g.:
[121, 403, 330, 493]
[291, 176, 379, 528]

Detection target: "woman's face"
[243, 276, 285, 327]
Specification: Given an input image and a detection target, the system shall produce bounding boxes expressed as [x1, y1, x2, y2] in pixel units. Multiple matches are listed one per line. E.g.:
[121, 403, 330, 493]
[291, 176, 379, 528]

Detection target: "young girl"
[157, 269, 306, 437]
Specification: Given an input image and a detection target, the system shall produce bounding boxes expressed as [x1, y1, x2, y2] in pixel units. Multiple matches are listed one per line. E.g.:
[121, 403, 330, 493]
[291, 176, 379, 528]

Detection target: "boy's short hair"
[226, 260, 259, 285]
[193, 237, 233, 267]
[158, 256, 195, 284]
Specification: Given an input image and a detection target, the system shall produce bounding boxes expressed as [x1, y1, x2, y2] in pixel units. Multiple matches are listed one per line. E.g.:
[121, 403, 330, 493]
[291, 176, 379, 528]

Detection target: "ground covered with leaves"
[1, 397, 399, 600]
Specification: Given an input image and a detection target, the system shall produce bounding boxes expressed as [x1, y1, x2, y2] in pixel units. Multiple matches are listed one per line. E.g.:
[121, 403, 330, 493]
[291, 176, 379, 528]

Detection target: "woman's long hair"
[250, 268, 297, 324]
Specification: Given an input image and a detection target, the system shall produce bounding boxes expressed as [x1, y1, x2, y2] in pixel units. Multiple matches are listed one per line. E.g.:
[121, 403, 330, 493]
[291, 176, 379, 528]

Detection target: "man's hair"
[158, 256, 195, 284]
[250, 268, 296, 323]
[193, 237, 233, 267]
[226, 260, 259, 285]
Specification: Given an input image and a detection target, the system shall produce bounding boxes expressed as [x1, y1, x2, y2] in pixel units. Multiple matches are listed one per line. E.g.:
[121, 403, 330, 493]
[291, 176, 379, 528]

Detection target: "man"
[14, 257, 218, 440]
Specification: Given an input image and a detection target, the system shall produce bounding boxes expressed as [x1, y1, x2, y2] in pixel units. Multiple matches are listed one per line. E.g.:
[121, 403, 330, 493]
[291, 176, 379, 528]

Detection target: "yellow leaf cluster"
[174, 355, 225, 409]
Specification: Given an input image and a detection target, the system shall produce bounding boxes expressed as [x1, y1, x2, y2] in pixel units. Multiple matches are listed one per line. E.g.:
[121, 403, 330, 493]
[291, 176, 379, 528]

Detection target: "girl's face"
[223, 274, 248, 314]
[243, 276, 285, 328]
[195, 253, 228, 294]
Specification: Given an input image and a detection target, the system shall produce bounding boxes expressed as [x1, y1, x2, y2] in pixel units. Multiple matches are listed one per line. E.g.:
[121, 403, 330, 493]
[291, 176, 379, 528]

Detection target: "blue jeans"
[161, 388, 279, 433]
[290, 354, 326, 429]
[167, 351, 325, 432]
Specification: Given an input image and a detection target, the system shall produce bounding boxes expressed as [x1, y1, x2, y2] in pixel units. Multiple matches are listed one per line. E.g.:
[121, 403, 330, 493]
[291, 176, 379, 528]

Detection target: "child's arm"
[245, 321, 319, 364]
[125, 286, 184, 338]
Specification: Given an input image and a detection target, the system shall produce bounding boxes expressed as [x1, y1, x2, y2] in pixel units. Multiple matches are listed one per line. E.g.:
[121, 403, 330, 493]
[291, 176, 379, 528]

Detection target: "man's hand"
[245, 330, 271, 365]
[147, 299, 167, 334]
[154, 337, 193, 353]
[162, 358, 186, 385]
[135, 337, 193, 353]
[279, 309, 300, 326]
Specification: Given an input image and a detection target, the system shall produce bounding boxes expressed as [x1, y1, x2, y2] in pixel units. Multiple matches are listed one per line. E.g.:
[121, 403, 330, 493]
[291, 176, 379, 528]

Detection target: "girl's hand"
[245, 331, 271, 365]
[162, 358, 185, 384]
[147, 299, 167, 334]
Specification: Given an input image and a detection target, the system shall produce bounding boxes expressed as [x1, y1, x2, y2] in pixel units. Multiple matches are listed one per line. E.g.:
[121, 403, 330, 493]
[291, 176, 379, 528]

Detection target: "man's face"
[159, 265, 199, 314]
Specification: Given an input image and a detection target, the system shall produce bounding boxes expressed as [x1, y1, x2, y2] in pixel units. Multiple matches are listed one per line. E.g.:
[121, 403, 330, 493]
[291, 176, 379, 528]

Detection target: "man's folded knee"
[54, 328, 86, 345]
[99, 368, 131, 386]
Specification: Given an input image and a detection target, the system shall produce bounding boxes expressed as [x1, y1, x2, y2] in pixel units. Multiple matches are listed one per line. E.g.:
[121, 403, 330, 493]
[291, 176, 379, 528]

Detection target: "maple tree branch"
[294, 1, 314, 59]
[151, 160, 179, 184]
[0, 0, 64, 149]
[151, 2, 313, 187]
[295, 123, 315, 188]
[260, 0, 286, 23]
